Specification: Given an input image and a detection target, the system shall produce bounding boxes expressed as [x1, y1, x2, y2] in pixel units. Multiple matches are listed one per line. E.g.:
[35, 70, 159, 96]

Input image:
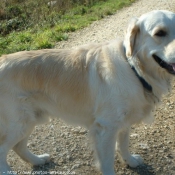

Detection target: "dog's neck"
[123, 47, 153, 93]
[130, 65, 152, 93]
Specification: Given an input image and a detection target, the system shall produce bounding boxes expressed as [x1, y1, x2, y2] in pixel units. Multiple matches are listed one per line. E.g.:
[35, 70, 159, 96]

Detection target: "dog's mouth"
[153, 54, 175, 75]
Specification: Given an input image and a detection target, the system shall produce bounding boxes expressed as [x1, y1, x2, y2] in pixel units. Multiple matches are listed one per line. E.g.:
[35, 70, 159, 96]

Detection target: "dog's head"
[124, 10, 175, 76]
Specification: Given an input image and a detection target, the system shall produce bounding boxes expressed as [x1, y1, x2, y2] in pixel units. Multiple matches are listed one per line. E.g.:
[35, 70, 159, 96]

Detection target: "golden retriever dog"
[0, 10, 175, 175]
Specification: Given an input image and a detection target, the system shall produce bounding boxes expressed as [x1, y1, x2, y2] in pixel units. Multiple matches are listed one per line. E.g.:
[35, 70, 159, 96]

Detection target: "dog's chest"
[117, 89, 155, 125]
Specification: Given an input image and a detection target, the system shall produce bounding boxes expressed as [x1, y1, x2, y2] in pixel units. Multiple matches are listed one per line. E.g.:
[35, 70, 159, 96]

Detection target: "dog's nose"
[165, 40, 175, 60]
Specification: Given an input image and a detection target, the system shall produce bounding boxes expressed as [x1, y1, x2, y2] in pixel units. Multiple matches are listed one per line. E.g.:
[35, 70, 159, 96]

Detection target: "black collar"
[124, 48, 152, 93]
[130, 65, 152, 92]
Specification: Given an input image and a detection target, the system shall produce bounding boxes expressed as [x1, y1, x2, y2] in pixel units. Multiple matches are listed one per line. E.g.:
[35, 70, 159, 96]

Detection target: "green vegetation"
[0, 0, 136, 56]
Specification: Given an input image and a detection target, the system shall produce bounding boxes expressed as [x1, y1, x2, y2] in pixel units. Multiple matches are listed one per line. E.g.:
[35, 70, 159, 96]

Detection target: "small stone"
[139, 143, 149, 150]
[79, 129, 87, 134]
[66, 155, 72, 160]
[71, 164, 80, 170]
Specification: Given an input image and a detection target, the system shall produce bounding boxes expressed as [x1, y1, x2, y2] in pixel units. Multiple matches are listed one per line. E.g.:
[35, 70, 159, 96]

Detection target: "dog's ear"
[124, 18, 139, 58]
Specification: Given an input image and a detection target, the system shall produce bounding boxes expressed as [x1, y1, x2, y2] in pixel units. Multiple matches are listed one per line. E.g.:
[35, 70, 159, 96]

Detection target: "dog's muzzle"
[153, 54, 175, 75]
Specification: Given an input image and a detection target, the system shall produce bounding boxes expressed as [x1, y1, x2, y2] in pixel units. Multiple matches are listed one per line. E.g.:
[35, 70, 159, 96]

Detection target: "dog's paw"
[33, 154, 50, 166]
[38, 153, 50, 163]
[125, 154, 143, 168]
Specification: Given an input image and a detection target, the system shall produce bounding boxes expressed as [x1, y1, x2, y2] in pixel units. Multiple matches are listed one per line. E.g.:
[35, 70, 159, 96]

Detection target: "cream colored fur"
[1, 10, 175, 175]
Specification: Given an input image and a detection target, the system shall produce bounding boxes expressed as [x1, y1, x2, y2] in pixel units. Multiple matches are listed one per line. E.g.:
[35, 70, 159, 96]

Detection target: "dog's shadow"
[31, 159, 155, 175]
[31, 160, 58, 175]
[31, 160, 76, 175]
[128, 164, 155, 175]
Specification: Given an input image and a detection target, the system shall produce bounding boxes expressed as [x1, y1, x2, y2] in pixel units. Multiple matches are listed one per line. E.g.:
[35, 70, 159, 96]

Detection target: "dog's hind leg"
[13, 127, 50, 166]
[116, 128, 143, 167]
[90, 119, 117, 175]
[0, 126, 27, 175]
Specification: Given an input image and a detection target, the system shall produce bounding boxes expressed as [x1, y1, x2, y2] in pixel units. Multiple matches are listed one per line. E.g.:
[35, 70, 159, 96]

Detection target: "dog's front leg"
[0, 147, 17, 175]
[116, 128, 143, 167]
[90, 119, 117, 175]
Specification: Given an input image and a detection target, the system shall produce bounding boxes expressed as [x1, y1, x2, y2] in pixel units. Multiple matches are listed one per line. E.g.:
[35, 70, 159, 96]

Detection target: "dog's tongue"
[171, 63, 175, 71]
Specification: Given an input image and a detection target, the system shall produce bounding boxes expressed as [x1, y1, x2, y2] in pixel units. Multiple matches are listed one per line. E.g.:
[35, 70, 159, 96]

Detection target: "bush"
[0, 0, 109, 35]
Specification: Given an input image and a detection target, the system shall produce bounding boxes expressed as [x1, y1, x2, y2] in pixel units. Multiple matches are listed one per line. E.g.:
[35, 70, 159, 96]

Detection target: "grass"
[0, 0, 136, 56]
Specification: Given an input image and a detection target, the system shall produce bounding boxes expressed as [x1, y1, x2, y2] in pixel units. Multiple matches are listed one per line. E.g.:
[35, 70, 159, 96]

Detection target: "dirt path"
[8, 0, 175, 175]
[56, 0, 174, 48]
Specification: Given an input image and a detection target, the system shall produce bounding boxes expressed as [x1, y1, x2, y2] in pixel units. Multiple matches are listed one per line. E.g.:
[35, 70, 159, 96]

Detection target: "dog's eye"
[155, 30, 167, 37]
